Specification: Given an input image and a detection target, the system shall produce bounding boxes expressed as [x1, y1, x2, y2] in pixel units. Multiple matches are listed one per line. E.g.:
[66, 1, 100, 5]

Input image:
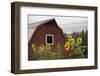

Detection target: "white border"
[20, 7, 95, 70]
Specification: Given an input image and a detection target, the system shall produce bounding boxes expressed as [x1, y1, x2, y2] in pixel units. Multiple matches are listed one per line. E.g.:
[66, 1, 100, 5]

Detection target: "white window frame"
[45, 34, 54, 45]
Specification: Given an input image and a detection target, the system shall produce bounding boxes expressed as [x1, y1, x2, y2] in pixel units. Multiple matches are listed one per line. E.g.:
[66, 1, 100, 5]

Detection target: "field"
[31, 30, 88, 60]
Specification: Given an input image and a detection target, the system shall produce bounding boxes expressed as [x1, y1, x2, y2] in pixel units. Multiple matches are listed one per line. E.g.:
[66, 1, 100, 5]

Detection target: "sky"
[28, 15, 88, 40]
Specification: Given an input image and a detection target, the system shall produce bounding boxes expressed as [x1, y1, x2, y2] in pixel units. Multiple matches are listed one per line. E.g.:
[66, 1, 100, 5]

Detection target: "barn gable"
[28, 18, 65, 60]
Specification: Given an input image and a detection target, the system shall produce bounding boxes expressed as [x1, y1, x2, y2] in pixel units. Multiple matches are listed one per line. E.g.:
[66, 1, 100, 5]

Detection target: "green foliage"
[31, 44, 63, 60]
[31, 30, 88, 60]
[64, 30, 88, 58]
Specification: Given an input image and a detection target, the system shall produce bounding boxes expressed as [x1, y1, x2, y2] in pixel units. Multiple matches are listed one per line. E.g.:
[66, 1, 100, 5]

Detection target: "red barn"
[28, 19, 66, 60]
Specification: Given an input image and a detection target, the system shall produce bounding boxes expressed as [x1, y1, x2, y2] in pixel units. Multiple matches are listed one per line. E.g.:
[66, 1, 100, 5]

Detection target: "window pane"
[47, 36, 52, 43]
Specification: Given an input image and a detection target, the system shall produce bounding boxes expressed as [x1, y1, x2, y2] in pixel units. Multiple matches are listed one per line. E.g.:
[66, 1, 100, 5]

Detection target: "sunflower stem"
[79, 47, 84, 58]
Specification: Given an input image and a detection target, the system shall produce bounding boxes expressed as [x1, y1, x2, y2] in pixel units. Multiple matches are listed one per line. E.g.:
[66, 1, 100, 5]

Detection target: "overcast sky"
[28, 15, 88, 40]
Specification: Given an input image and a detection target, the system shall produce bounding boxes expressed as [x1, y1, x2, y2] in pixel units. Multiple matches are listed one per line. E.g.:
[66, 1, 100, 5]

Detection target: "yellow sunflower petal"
[68, 35, 72, 41]
[77, 37, 82, 44]
[70, 38, 75, 45]
[64, 45, 70, 51]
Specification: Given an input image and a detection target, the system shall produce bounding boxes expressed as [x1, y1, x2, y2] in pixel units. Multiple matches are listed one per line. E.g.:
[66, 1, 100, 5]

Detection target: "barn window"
[46, 34, 54, 45]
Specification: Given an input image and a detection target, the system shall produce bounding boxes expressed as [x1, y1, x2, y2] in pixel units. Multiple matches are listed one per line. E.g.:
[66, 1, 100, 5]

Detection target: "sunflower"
[77, 37, 82, 44]
[70, 45, 74, 50]
[69, 38, 75, 45]
[68, 35, 72, 41]
[45, 44, 51, 51]
[38, 46, 44, 52]
[64, 45, 70, 51]
[32, 44, 36, 51]
[64, 42, 70, 51]
[64, 41, 70, 47]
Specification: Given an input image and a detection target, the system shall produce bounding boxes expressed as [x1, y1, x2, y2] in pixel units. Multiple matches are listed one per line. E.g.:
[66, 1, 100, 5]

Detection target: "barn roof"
[28, 18, 59, 41]
[28, 18, 57, 29]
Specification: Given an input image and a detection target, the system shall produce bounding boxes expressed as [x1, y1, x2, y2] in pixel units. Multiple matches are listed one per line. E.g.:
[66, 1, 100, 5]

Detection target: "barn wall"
[28, 19, 65, 60]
